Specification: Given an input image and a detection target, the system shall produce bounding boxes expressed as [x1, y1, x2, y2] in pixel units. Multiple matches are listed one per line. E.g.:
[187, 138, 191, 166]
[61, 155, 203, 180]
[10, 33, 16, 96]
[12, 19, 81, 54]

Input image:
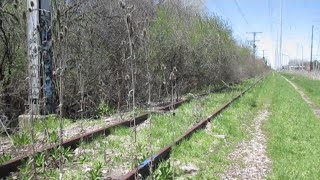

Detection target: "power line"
[233, 0, 250, 26]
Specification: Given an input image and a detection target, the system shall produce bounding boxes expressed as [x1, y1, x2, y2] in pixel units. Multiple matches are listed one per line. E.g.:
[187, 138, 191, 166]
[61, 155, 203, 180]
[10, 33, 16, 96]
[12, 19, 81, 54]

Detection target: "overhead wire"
[233, 0, 250, 27]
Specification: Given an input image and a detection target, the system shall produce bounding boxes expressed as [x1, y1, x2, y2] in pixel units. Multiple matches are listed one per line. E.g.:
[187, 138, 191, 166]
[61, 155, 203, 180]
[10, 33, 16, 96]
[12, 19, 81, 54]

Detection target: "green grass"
[283, 73, 320, 107]
[265, 74, 320, 179]
[33, 116, 72, 133]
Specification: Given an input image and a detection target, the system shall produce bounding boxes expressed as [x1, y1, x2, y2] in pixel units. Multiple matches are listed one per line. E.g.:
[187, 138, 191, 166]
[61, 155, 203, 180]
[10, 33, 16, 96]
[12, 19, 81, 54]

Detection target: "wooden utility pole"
[27, 0, 40, 114]
[27, 0, 53, 114]
[310, 25, 314, 72]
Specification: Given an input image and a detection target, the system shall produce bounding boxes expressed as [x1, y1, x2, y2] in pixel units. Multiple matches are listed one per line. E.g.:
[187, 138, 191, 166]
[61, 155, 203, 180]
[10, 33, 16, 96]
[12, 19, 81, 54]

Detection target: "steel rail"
[121, 78, 263, 180]
[0, 98, 190, 178]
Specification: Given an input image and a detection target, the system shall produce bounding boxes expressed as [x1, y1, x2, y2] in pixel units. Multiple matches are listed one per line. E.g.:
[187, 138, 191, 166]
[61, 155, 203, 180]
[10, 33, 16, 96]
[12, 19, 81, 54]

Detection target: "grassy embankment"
[266, 74, 320, 179]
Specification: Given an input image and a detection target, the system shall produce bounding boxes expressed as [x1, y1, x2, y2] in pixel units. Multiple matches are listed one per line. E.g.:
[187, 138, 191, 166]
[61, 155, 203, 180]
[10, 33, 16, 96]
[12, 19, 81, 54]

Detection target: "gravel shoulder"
[221, 108, 272, 179]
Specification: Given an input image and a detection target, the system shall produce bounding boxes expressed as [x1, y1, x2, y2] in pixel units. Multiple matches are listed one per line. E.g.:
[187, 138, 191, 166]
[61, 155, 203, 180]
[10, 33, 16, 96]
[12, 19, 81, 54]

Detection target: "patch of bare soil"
[282, 76, 320, 118]
[220, 109, 272, 180]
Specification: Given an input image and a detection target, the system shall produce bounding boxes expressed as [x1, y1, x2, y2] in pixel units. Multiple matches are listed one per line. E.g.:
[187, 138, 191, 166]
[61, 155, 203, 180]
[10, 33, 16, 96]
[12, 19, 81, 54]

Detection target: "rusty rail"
[121, 78, 262, 180]
[0, 98, 191, 178]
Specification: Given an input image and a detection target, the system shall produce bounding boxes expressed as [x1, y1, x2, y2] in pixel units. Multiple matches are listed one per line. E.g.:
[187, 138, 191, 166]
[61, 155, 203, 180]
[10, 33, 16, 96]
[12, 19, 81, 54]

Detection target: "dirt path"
[221, 108, 272, 179]
[282, 76, 320, 118]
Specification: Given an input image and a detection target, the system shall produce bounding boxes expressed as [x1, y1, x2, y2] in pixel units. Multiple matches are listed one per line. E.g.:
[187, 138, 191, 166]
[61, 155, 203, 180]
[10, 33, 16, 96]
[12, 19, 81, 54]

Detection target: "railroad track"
[0, 82, 235, 178]
[121, 77, 263, 180]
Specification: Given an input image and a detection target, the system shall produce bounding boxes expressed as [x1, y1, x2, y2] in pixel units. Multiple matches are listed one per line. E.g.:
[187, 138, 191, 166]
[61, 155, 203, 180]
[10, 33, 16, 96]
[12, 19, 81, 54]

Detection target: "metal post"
[310, 25, 314, 72]
[301, 45, 304, 70]
[279, 0, 283, 70]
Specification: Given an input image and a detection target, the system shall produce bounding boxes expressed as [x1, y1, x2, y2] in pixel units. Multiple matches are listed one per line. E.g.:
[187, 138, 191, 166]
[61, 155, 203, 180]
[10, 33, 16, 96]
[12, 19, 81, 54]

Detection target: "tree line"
[0, 0, 268, 126]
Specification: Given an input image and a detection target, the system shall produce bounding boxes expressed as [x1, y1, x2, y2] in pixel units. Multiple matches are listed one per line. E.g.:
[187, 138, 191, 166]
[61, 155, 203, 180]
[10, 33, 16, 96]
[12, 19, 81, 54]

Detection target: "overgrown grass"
[153, 75, 269, 179]
[265, 74, 320, 179]
[283, 73, 320, 107]
[6, 80, 254, 179]
[33, 116, 72, 133]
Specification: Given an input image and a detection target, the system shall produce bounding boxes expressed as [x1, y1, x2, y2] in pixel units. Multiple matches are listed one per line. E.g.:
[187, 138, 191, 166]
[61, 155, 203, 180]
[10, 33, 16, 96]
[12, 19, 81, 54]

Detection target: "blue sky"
[205, 0, 320, 68]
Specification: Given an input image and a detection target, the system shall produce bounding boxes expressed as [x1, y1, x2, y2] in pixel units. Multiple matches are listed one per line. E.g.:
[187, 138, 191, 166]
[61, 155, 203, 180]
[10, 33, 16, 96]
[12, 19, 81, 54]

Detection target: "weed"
[34, 116, 72, 133]
[0, 153, 11, 164]
[79, 155, 89, 164]
[48, 130, 58, 143]
[87, 161, 103, 180]
[35, 152, 46, 169]
[18, 158, 33, 179]
[61, 147, 73, 162]
[249, 98, 257, 107]
[98, 102, 113, 116]
[153, 161, 173, 180]
[49, 147, 73, 167]
[136, 142, 149, 163]
[12, 132, 31, 147]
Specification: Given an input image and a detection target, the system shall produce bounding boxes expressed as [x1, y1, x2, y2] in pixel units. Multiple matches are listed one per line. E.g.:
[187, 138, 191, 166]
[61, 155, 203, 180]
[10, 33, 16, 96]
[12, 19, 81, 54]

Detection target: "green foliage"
[18, 159, 33, 180]
[48, 130, 58, 143]
[98, 102, 113, 116]
[136, 142, 149, 163]
[79, 155, 89, 165]
[248, 97, 257, 108]
[0, 153, 11, 164]
[49, 147, 73, 167]
[153, 161, 173, 180]
[34, 116, 72, 133]
[87, 161, 103, 180]
[12, 132, 31, 147]
[35, 152, 46, 173]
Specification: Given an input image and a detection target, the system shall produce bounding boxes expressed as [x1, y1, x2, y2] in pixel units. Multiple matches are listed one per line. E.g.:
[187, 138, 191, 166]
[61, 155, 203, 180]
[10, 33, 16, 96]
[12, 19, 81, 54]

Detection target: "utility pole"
[310, 25, 314, 72]
[27, 0, 40, 114]
[301, 45, 304, 70]
[246, 32, 262, 60]
[262, 50, 267, 65]
[27, 0, 53, 115]
[279, 0, 283, 69]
